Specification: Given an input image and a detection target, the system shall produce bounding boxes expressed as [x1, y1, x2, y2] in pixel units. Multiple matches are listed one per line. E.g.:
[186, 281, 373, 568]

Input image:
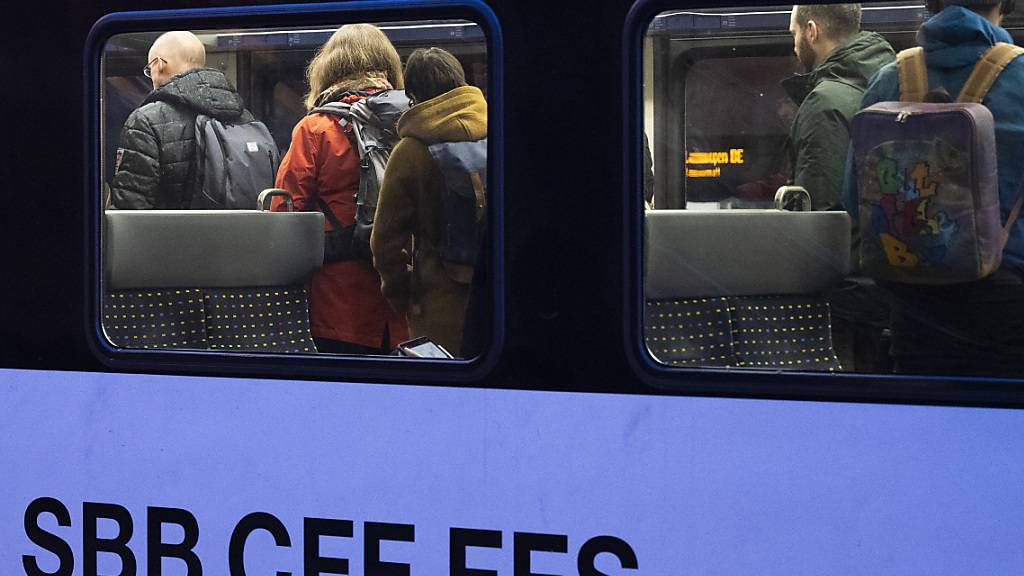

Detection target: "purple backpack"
[851, 43, 1024, 284]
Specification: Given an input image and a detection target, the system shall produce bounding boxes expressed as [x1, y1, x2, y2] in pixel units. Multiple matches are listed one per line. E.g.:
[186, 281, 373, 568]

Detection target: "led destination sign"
[685, 148, 745, 178]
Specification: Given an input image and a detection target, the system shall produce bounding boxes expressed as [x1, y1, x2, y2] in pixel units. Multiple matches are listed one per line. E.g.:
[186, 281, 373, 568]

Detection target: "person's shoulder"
[800, 81, 858, 116]
[1003, 51, 1024, 77]
[989, 52, 1024, 114]
[122, 101, 169, 132]
[813, 76, 867, 101]
[853, 61, 899, 108]
[866, 61, 899, 93]
[299, 111, 343, 134]
[997, 53, 1024, 99]
[392, 136, 432, 163]
[872, 60, 899, 82]
[386, 137, 434, 180]
[132, 99, 191, 126]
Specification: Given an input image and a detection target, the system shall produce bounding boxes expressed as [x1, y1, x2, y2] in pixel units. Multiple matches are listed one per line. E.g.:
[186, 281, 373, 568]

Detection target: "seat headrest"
[105, 210, 324, 289]
[645, 209, 851, 299]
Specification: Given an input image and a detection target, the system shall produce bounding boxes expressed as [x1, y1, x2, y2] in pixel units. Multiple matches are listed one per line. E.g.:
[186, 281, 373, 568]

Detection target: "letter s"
[577, 536, 638, 576]
[23, 497, 74, 576]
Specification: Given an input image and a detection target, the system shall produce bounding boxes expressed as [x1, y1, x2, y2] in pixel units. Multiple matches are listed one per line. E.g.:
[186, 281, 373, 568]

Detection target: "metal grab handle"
[774, 185, 812, 212]
[258, 188, 294, 212]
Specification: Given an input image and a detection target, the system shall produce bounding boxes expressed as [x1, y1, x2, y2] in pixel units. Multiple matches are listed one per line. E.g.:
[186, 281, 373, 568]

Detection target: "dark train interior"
[640, 2, 1024, 378]
[97, 19, 491, 360]
[645, 2, 1024, 209]
[101, 21, 487, 182]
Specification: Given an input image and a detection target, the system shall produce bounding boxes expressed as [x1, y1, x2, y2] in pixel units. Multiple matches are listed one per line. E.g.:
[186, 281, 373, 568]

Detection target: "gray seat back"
[105, 210, 324, 289]
[644, 209, 851, 371]
[645, 209, 851, 299]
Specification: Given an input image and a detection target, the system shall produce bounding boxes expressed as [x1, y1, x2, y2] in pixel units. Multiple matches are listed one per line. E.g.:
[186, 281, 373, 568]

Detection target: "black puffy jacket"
[109, 68, 253, 209]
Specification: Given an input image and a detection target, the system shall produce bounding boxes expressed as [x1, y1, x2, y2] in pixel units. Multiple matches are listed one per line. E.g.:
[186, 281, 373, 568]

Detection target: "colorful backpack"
[851, 43, 1024, 284]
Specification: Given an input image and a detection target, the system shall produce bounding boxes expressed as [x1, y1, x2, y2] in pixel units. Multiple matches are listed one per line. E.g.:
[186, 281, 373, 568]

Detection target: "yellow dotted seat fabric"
[103, 287, 316, 354]
[644, 297, 737, 367]
[645, 295, 841, 371]
[730, 295, 841, 371]
[204, 288, 316, 353]
[102, 289, 208, 350]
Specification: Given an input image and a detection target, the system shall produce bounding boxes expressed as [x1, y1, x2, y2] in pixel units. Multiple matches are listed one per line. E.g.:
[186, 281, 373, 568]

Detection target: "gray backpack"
[192, 114, 280, 209]
[313, 89, 410, 262]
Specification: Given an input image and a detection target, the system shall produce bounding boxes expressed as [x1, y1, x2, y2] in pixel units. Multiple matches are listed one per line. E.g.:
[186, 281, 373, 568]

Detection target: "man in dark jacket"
[109, 31, 255, 209]
[784, 5, 896, 372]
[784, 4, 895, 211]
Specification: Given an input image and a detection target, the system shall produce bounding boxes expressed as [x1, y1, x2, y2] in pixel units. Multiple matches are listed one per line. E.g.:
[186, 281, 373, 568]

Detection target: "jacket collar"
[144, 68, 245, 121]
[781, 31, 894, 105]
[397, 85, 487, 144]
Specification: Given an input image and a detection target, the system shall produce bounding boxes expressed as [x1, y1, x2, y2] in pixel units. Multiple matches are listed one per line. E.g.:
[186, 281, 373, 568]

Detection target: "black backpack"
[192, 114, 281, 209]
[313, 89, 409, 262]
[427, 138, 488, 283]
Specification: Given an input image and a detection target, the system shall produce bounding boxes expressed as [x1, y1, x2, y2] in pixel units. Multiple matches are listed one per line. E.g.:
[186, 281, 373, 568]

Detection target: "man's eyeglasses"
[143, 57, 166, 79]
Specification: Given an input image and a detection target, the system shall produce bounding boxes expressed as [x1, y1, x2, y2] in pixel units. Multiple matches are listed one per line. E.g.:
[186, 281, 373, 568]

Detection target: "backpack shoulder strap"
[315, 197, 347, 231]
[189, 114, 212, 209]
[1001, 177, 1024, 247]
[311, 102, 352, 121]
[897, 47, 928, 102]
[957, 42, 1024, 103]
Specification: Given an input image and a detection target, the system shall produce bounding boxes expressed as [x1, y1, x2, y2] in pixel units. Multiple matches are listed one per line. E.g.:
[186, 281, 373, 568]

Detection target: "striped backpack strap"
[896, 47, 928, 102]
[957, 42, 1024, 103]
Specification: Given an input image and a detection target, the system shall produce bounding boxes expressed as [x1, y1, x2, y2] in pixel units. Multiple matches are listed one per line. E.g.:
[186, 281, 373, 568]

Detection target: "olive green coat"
[371, 85, 488, 356]
[783, 31, 895, 210]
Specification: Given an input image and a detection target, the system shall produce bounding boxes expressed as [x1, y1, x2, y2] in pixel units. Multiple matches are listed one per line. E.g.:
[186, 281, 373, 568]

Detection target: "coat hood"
[145, 68, 247, 121]
[783, 31, 895, 105]
[918, 6, 1014, 69]
[397, 85, 487, 144]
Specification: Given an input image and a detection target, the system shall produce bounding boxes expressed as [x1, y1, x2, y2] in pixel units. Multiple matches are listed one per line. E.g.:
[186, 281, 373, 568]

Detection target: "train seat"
[644, 209, 851, 370]
[103, 209, 323, 354]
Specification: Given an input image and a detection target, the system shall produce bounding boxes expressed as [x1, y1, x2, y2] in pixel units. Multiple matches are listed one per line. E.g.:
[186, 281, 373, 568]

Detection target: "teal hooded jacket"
[843, 6, 1024, 267]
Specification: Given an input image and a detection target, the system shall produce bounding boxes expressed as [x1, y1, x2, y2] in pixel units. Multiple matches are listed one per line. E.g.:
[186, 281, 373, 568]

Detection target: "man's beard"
[796, 35, 816, 73]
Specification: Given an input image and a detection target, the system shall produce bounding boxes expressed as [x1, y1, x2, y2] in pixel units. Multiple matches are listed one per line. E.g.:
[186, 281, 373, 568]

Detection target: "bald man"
[144, 31, 206, 90]
[109, 31, 257, 209]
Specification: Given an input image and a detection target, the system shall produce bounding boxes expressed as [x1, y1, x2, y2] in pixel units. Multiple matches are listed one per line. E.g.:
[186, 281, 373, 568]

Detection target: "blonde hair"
[304, 24, 404, 110]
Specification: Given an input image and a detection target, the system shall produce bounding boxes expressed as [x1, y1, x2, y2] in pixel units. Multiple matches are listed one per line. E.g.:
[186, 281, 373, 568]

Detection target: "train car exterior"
[3, 0, 1024, 574]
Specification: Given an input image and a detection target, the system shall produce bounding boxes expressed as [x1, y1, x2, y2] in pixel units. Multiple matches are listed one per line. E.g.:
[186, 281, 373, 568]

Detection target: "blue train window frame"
[85, 0, 505, 383]
[623, 0, 1024, 404]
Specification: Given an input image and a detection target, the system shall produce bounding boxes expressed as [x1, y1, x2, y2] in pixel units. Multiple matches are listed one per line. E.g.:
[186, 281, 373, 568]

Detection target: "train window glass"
[97, 18, 495, 363]
[641, 2, 1024, 379]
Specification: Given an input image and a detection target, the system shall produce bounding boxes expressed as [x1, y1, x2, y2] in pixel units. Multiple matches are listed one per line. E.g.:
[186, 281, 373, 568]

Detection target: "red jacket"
[273, 103, 408, 349]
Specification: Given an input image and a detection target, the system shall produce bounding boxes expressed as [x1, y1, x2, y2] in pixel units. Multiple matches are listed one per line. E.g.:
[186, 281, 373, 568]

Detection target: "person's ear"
[806, 20, 819, 44]
[151, 57, 166, 79]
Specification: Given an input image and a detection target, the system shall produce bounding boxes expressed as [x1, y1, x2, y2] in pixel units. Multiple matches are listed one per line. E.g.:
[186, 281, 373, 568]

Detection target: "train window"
[89, 5, 502, 376]
[637, 1, 1024, 380]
